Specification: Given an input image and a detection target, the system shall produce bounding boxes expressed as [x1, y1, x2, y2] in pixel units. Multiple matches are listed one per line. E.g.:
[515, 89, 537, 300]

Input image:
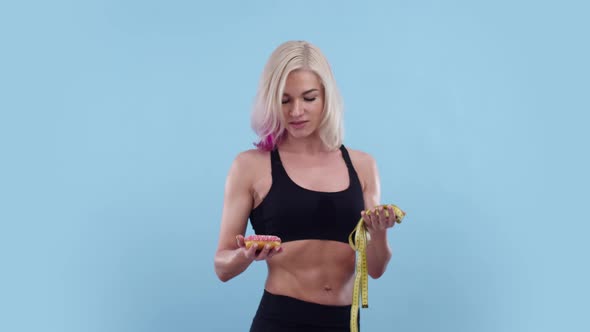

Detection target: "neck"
[279, 135, 327, 155]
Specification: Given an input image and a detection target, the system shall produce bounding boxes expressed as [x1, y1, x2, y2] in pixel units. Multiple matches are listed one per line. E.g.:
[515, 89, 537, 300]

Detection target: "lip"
[289, 120, 308, 129]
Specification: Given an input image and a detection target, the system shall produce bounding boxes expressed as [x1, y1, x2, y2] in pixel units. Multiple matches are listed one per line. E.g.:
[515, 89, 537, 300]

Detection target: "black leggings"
[249, 290, 359, 332]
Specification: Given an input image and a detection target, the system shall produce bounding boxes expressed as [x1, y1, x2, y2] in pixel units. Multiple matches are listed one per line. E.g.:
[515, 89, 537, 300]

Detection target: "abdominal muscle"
[264, 239, 357, 306]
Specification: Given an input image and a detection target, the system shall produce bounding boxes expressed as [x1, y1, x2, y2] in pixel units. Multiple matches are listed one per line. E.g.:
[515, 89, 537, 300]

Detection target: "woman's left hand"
[361, 205, 397, 234]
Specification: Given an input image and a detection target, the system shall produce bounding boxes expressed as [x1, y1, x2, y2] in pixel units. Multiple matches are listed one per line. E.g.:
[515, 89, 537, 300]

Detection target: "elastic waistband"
[253, 289, 355, 328]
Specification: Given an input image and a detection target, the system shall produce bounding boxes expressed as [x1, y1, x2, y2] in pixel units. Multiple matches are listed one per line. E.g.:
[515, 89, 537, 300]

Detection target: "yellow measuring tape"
[348, 204, 406, 332]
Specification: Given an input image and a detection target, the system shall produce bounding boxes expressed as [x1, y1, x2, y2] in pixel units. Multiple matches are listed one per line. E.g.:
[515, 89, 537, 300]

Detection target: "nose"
[289, 99, 304, 117]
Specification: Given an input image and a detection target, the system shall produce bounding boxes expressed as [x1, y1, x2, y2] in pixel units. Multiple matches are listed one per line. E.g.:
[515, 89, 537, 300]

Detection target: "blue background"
[1, 0, 588, 331]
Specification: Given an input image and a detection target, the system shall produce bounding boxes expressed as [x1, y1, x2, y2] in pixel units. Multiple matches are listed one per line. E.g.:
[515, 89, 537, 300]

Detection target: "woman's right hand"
[236, 235, 283, 261]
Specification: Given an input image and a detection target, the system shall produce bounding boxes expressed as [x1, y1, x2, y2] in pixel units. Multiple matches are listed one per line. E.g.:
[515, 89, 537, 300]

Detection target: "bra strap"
[340, 144, 363, 190]
[339, 144, 354, 169]
[270, 148, 284, 175]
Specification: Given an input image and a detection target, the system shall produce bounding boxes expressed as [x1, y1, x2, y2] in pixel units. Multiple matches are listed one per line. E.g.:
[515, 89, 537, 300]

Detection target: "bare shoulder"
[226, 148, 270, 185]
[344, 147, 379, 190]
[229, 148, 269, 172]
[345, 147, 378, 172]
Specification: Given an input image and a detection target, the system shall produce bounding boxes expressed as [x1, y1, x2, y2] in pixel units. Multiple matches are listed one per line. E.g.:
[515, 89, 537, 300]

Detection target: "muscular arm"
[213, 153, 256, 282]
[355, 152, 392, 279]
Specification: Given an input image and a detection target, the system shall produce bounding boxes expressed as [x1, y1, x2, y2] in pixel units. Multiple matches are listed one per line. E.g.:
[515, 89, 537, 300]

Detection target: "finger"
[266, 246, 283, 259]
[367, 208, 379, 228]
[236, 235, 245, 248]
[361, 210, 373, 229]
[245, 242, 259, 259]
[388, 206, 398, 225]
[369, 206, 382, 229]
[381, 206, 394, 228]
[377, 206, 388, 228]
[370, 208, 380, 227]
[255, 244, 272, 260]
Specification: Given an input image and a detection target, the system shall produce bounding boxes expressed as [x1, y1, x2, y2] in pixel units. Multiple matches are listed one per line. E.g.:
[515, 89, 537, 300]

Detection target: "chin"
[287, 129, 316, 139]
[284, 122, 320, 140]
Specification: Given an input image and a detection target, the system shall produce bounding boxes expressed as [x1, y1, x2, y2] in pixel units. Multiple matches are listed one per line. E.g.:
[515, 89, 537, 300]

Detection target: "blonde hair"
[250, 40, 344, 151]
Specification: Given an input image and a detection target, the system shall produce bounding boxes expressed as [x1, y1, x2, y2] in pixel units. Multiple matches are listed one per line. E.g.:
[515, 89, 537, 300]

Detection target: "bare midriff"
[264, 239, 357, 306]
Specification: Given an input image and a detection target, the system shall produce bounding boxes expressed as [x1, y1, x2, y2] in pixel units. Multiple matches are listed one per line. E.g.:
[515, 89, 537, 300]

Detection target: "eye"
[281, 98, 290, 104]
[304, 97, 316, 102]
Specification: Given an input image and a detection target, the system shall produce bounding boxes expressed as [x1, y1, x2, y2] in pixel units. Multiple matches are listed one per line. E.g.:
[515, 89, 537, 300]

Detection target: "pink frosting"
[245, 235, 281, 242]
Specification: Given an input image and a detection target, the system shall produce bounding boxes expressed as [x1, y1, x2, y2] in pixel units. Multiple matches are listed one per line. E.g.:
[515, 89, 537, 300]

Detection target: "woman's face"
[281, 69, 325, 140]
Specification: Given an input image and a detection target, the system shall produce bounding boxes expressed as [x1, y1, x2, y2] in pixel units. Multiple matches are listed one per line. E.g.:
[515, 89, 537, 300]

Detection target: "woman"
[214, 40, 398, 331]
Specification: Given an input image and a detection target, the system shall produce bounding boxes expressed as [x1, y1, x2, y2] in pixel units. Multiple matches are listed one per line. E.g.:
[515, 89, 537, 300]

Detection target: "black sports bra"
[248, 144, 366, 244]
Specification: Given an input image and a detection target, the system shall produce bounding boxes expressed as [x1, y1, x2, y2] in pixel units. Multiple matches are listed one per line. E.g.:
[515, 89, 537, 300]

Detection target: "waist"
[265, 240, 356, 305]
[253, 289, 354, 329]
